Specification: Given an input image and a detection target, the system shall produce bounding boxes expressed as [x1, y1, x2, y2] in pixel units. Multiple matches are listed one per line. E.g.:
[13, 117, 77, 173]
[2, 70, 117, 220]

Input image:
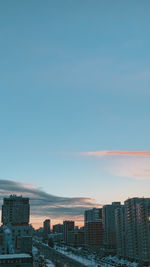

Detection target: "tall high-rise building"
[124, 197, 150, 263]
[137, 198, 150, 263]
[103, 202, 121, 251]
[124, 198, 141, 261]
[2, 195, 30, 225]
[84, 208, 102, 223]
[1, 195, 32, 254]
[84, 208, 103, 246]
[63, 221, 74, 244]
[43, 219, 51, 240]
[115, 205, 126, 258]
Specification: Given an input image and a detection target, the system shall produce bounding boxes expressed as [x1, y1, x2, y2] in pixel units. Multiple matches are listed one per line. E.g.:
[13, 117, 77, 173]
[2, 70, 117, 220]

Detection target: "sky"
[0, 0, 150, 228]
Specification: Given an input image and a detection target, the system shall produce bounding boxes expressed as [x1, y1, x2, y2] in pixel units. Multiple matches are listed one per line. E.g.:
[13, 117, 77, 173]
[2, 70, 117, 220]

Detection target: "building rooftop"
[0, 254, 32, 259]
[4, 195, 29, 200]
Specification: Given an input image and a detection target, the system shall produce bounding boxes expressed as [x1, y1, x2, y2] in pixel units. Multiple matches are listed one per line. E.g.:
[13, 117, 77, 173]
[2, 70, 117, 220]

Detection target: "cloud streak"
[81, 150, 150, 157]
[0, 180, 99, 224]
[110, 158, 150, 180]
[80, 150, 150, 180]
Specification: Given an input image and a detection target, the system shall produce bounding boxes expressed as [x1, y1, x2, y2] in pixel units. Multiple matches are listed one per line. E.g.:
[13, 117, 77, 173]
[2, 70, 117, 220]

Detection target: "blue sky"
[0, 0, 150, 225]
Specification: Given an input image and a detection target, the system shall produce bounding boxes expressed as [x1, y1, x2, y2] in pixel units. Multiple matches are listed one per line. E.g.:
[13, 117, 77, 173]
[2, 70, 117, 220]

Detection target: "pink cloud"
[143, 169, 150, 172]
[80, 150, 150, 180]
[109, 157, 150, 180]
[133, 174, 150, 178]
[82, 150, 150, 157]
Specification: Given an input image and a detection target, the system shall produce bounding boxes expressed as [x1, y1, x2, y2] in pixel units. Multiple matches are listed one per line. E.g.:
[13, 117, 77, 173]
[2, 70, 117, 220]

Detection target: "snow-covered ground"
[33, 246, 55, 267]
[45, 259, 55, 267]
[32, 246, 38, 256]
[55, 246, 144, 267]
[34, 242, 149, 267]
[56, 246, 97, 266]
[102, 255, 139, 267]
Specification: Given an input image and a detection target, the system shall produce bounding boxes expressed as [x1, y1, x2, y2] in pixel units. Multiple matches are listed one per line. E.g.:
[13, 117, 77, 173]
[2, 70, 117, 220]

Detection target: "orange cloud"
[82, 150, 150, 157]
[109, 157, 150, 180]
[143, 169, 150, 172]
[133, 174, 150, 178]
[80, 150, 150, 180]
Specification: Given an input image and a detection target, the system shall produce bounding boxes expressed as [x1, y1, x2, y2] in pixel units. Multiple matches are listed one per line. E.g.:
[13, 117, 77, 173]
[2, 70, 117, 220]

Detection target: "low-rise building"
[67, 229, 84, 247]
[53, 224, 63, 234]
[0, 253, 33, 267]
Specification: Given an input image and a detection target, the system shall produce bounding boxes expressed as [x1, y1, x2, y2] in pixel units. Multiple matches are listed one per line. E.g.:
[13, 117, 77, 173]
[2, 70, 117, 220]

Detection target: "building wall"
[0, 226, 10, 254]
[103, 202, 121, 250]
[0, 255, 33, 267]
[86, 222, 103, 246]
[137, 198, 150, 262]
[124, 198, 150, 263]
[84, 208, 103, 246]
[85, 208, 102, 223]
[2, 196, 30, 225]
[0, 195, 32, 255]
[67, 230, 84, 247]
[115, 205, 126, 258]
[43, 219, 51, 240]
[125, 198, 141, 260]
[0, 262, 33, 267]
[21, 236, 32, 254]
[53, 224, 63, 233]
[63, 221, 74, 244]
[10, 224, 32, 254]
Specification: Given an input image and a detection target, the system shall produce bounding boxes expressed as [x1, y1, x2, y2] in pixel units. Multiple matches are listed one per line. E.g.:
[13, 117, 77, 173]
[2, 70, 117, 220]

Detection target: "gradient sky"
[0, 0, 150, 227]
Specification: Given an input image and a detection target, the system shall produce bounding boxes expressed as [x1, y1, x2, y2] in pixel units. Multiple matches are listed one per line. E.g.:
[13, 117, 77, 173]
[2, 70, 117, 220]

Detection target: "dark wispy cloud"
[0, 180, 99, 219]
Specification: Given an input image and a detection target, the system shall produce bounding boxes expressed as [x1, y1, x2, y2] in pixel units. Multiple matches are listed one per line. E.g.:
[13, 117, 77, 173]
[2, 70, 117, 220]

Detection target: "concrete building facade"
[0, 253, 33, 267]
[63, 221, 74, 244]
[84, 208, 103, 246]
[115, 205, 126, 258]
[2, 195, 30, 225]
[1, 195, 32, 255]
[124, 197, 150, 263]
[53, 224, 63, 233]
[103, 202, 121, 251]
[43, 219, 51, 240]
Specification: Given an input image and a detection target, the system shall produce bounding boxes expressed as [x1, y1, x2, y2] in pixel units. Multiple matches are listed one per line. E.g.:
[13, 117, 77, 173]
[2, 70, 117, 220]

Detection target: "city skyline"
[0, 1, 150, 228]
[0, 181, 149, 229]
[0, 194, 149, 265]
